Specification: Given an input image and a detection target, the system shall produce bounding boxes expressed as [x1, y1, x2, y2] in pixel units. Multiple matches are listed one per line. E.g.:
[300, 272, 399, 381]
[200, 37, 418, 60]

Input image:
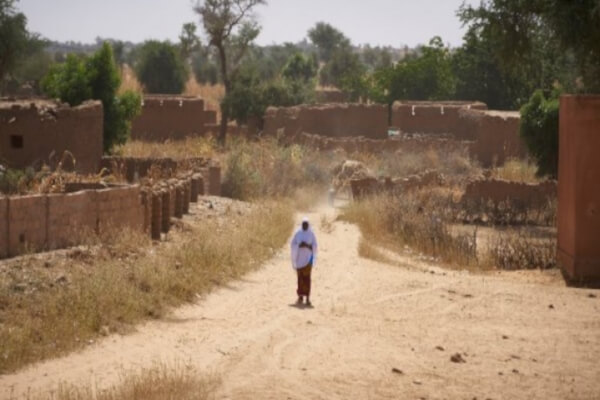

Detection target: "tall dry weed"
[342, 191, 478, 268]
[30, 363, 220, 400]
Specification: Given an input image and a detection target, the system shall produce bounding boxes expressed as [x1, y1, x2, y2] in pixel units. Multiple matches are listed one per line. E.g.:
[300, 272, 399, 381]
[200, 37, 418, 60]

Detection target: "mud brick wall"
[350, 171, 443, 200]
[0, 186, 145, 259]
[460, 109, 528, 167]
[47, 191, 97, 250]
[293, 132, 470, 155]
[131, 96, 217, 142]
[264, 104, 389, 139]
[0, 197, 8, 258]
[558, 95, 600, 282]
[461, 179, 557, 208]
[96, 186, 144, 233]
[0, 100, 103, 173]
[7, 194, 48, 257]
[391, 101, 487, 138]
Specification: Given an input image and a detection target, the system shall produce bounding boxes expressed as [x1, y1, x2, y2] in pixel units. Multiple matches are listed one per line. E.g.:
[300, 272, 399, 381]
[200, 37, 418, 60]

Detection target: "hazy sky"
[16, 0, 478, 47]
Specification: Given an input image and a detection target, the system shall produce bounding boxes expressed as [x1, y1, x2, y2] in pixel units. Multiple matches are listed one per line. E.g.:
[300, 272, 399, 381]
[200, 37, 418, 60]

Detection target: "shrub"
[520, 90, 560, 178]
[135, 40, 187, 94]
[486, 229, 556, 270]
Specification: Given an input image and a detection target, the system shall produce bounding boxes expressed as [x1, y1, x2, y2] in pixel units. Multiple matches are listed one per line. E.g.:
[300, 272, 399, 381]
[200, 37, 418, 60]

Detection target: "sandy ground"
[1, 203, 599, 400]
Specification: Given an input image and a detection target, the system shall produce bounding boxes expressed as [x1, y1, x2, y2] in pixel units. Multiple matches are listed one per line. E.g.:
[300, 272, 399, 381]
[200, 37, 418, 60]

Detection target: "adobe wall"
[558, 95, 600, 283]
[0, 197, 7, 258]
[350, 171, 444, 200]
[391, 101, 487, 138]
[0, 99, 103, 173]
[47, 190, 97, 249]
[291, 132, 470, 155]
[460, 109, 528, 167]
[7, 194, 48, 257]
[264, 104, 389, 139]
[461, 179, 557, 208]
[131, 96, 217, 142]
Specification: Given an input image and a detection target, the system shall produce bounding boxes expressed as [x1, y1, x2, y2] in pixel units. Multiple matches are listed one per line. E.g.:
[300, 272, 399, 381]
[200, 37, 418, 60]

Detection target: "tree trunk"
[217, 44, 229, 146]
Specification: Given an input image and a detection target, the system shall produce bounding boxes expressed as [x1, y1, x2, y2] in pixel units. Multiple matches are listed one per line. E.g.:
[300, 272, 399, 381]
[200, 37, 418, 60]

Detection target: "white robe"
[290, 226, 318, 270]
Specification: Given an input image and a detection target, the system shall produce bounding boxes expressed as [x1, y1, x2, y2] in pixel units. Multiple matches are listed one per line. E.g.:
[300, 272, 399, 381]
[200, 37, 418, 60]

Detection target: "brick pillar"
[208, 165, 221, 196]
[191, 175, 200, 202]
[558, 95, 600, 283]
[161, 189, 170, 233]
[140, 190, 152, 236]
[174, 184, 184, 219]
[183, 179, 191, 214]
[197, 174, 205, 196]
[151, 192, 162, 240]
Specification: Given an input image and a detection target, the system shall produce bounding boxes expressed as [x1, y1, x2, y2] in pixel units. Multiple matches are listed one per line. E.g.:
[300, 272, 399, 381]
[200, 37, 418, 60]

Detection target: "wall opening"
[10, 135, 23, 149]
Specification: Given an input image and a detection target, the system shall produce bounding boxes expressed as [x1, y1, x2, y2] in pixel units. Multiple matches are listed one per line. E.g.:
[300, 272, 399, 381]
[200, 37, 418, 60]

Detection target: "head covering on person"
[290, 217, 318, 270]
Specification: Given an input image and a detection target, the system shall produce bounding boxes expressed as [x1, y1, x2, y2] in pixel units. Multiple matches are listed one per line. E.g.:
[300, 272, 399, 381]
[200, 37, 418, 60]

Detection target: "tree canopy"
[194, 0, 266, 143]
[135, 40, 187, 94]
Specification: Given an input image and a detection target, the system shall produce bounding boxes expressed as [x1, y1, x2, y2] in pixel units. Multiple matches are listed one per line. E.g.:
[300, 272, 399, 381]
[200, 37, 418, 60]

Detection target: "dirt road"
[1, 203, 599, 399]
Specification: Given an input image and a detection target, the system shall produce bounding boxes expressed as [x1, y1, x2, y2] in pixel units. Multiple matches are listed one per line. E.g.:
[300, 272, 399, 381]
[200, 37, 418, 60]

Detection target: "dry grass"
[357, 238, 397, 265]
[184, 77, 224, 113]
[343, 189, 557, 272]
[25, 364, 219, 400]
[115, 136, 218, 160]
[118, 65, 143, 94]
[489, 158, 540, 183]
[220, 137, 334, 201]
[349, 146, 480, 184]
[0, 201, 293, 373]
[341, 191, 478, 269]
[485, 228, 556, 270]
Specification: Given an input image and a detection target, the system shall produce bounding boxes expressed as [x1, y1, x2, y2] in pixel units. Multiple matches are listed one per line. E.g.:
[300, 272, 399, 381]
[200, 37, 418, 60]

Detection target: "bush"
[41, 43, 141, 152]
[520, 90, 559, 178]
[221, 138, 330, 200]
[135, 41, 187, 94]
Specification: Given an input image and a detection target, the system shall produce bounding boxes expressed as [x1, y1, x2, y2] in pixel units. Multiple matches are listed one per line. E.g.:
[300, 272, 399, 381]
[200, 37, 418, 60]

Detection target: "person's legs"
[296, 269, 304, 304]
[304, 266, 312, 305]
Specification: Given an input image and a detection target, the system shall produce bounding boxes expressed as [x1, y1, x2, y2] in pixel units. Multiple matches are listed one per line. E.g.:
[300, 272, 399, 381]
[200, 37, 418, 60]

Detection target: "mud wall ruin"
[264, 104, 389, 139]
[131, 96, 217, 142]
[291, 132, 470, 155]
[0, 186, 143, 258]
[460, 179, 557, 208]
[558, 95, 600, 283]
[460, 109, 528, 167]
[391, 101, 487, 139]
[0, 100, 103, 173]
[0, 157, 223, 260]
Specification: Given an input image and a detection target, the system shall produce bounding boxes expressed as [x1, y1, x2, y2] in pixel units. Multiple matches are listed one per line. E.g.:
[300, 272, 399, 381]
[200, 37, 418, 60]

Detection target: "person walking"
[291, 217, 318, 306]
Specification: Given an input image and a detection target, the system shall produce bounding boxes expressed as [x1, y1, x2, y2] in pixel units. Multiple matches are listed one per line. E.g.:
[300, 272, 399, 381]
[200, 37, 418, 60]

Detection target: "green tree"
[373, 37, 455, 105]
[520, 90, 560, 177]
[543, 0, 600, 92]
[135, 40, 187, 94]
[42, 43, 141, 152]
[194, 0, 266, 144]
[282, 53, 317, 83]
[0, 0, 30, 92]
[41, 54, 91, 106]
[307, 22, 350, 63]
[179, 23, 201, 61]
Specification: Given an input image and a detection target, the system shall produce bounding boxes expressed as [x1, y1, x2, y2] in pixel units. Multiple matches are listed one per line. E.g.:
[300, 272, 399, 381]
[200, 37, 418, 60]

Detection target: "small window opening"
[19, 233, 25, 243]
[10, 135, 23, 149]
